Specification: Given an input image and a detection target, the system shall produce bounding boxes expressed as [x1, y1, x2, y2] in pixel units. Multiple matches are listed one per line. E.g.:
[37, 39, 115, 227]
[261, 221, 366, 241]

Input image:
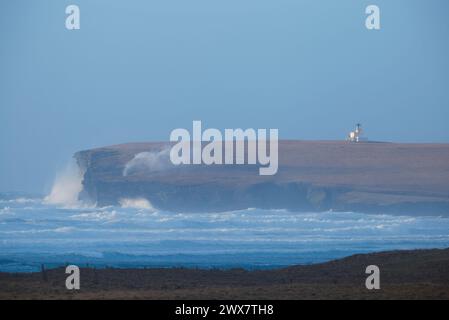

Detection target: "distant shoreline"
[2, 248, 449, 300]
[75, 140, 449, 216]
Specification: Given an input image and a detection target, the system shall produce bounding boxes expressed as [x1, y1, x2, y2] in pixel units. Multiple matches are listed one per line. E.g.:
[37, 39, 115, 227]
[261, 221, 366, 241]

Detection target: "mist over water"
[1, 192, 449, 272]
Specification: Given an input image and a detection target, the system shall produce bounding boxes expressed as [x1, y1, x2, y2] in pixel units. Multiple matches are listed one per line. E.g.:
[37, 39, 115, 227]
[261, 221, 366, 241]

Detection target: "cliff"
[74, 140, 449, 215]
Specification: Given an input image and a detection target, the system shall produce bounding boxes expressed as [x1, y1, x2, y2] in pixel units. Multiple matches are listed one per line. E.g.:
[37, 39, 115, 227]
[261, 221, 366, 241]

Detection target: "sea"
[1, 192, 449, 272]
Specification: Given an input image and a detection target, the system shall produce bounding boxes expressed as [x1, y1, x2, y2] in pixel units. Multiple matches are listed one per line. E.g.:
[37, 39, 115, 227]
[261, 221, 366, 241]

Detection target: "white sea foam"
[54, 226, 76, 233]
[70, 210, 118, 222]
[119, 198, 155, 211]
[0, 198, 40, 204]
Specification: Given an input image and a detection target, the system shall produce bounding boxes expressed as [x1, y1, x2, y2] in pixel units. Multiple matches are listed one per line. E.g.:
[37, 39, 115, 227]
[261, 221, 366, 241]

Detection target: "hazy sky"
[1, 0, 449, 192]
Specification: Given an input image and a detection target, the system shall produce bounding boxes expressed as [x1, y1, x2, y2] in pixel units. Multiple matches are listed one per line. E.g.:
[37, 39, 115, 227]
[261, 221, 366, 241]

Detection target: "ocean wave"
[0, 198, 41, 204]
[70, 211, 118, 222]
[0, 227, 78, 234]
[0, 207, 12, 215]
[1, 200, 449, 270]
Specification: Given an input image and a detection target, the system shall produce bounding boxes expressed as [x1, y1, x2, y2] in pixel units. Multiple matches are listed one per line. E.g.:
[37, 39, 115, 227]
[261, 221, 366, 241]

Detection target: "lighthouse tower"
[348, 123, 365, 142]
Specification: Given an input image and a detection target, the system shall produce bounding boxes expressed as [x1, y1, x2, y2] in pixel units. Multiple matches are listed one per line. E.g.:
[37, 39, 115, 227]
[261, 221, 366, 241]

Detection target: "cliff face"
[74, 141, 449, 215]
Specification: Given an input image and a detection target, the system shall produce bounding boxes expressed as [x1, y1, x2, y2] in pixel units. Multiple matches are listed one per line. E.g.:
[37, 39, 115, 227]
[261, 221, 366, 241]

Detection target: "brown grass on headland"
[1, 248, 449, 300]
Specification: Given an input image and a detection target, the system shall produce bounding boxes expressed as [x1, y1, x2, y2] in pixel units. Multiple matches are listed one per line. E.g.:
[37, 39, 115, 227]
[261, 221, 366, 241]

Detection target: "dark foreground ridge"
[1, 248, 449, 300]
[75, 140, 449, 215]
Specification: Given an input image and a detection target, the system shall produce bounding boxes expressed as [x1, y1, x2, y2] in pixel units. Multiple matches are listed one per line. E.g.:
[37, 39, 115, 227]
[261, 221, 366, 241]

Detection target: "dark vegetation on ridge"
[1, 248, 449, 299]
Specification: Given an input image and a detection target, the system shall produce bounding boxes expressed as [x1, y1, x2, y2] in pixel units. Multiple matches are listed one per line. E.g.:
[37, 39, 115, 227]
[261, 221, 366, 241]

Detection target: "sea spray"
[123, 147, 171, 176]
[44, 160, 83, 206]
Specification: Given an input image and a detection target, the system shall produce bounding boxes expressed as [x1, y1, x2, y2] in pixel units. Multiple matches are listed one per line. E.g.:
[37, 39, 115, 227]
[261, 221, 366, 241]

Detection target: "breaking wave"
[44, 161, 83, 207]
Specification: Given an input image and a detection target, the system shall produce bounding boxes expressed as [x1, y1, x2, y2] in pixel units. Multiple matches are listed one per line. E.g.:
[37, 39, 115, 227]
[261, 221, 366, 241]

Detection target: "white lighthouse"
[348, 123, 367, 142]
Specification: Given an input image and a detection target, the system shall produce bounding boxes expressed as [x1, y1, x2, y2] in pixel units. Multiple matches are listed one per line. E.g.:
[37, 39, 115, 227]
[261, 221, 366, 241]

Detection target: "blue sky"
[1, 0, 449, 192]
